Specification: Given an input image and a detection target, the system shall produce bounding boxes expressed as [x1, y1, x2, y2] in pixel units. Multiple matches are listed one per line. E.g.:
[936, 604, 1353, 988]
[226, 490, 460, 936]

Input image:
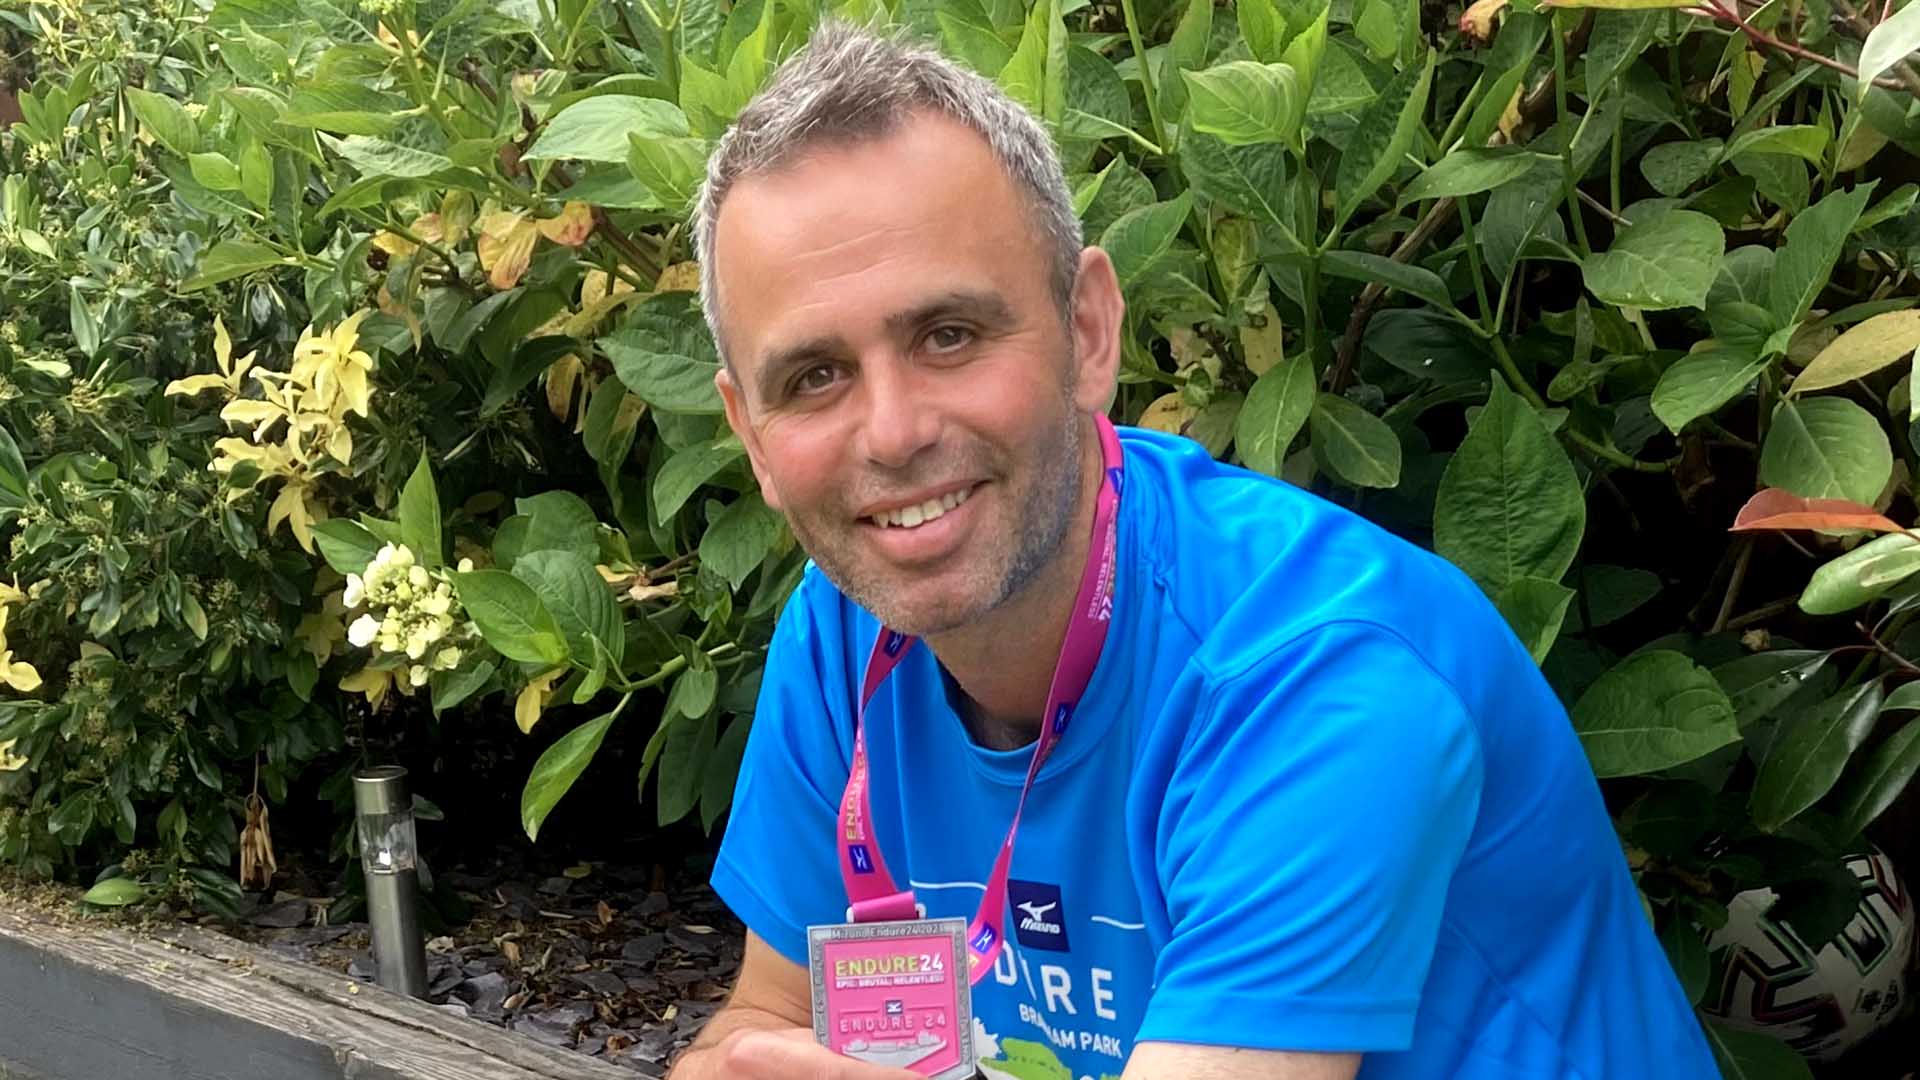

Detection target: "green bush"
[5, 0, 1920, 1069]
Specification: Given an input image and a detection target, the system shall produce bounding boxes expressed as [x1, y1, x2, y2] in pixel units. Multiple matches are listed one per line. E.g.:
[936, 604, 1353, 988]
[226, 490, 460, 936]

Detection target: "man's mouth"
[865, 484, 977, 529]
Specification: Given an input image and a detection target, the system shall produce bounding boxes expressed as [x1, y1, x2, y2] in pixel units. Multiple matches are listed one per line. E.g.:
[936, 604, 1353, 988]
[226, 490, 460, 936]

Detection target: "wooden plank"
[0, 902, 637, 1080]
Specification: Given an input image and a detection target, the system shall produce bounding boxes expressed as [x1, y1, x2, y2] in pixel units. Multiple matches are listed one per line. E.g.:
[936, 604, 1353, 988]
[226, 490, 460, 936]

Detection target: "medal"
[808, 413, 1126, 1075]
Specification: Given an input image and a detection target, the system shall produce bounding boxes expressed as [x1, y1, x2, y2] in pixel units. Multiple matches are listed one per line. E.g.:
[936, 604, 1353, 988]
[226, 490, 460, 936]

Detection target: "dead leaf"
[545, 354, 586, 421]
[238, 794, 277, 892]
[597, 900, 615, 927]
[535, 201, 594, 247]
[1458, 0, 1509, 45]
[477, 211, 538, 290]
[1729, 488, 1905, 534]
[1138, 391, 1197, 434]
[655, 260, 701, 294]
[563, 862, 594, 879]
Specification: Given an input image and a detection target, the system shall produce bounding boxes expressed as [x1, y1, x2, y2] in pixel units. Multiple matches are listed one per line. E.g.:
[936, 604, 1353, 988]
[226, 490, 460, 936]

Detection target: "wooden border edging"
[0, 901, 639, 1080]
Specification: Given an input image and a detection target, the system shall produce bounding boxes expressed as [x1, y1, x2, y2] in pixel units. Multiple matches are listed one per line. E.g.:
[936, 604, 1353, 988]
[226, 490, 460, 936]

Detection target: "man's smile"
[856, 481, 987, 565]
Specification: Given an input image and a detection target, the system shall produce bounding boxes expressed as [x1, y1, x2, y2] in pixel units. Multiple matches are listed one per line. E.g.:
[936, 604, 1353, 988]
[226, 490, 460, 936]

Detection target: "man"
[671, 22, 1717, 1080]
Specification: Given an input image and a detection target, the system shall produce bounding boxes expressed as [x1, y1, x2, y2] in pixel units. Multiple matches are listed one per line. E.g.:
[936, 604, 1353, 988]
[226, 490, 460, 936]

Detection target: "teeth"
[872, 485, 972, 528]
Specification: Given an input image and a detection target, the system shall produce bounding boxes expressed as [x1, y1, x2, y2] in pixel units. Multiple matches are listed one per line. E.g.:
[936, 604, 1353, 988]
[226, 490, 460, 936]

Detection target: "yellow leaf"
[0, 737, 27, 770]
[372, 231, 418, 258]
[326, 424, 354, 465]
[0, 580, 23, 606]
[546, 354, 586, 421]
[1458, 0, 1509, 43]
[0, 650, 39, 693]
[1138, 392, 1197, 434]
[1239, 297, 1285, 376]
[478, 211, 539, 290]
[655, 261, 701, 295]
[535, 201, 594, 247]
[1790, 310, 1920, 395]
[340, 666, 393, 708]
[268, 482, 321, 554]
[220, 398, 289, 442]
[581, 269, 636, 308]
[165, 373, 230, 397]
[516, 667, 566, 733]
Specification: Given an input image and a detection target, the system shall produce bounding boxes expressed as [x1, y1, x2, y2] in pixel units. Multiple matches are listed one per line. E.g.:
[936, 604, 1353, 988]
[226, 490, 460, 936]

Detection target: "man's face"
[710, 113, 1110, 636]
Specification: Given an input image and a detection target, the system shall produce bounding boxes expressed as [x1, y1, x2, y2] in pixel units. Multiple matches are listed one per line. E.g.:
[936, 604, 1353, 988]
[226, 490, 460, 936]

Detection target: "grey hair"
[693, 20, 1083, 364]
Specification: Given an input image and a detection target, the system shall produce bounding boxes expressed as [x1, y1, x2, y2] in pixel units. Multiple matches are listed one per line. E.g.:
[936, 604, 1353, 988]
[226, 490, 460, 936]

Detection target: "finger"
[725, 1029, 922, 1080]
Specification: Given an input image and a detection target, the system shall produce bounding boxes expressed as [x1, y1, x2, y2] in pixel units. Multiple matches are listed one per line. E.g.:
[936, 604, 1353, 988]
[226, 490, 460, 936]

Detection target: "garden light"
[353, 765, 428, 998]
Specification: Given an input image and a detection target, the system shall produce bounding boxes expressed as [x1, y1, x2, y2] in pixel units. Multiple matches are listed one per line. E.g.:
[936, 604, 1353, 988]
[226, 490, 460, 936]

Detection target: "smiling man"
[667, 22, 1717, 1080]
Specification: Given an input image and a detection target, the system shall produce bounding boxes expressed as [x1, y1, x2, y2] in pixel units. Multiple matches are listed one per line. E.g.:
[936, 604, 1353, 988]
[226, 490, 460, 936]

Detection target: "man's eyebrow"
[755, 336, 847, 403]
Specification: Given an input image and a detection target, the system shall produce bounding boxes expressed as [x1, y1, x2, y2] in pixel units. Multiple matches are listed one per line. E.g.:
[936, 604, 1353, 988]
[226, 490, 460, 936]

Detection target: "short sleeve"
[710, 573, 856, 966]
[1136, 622, 1485, 1053]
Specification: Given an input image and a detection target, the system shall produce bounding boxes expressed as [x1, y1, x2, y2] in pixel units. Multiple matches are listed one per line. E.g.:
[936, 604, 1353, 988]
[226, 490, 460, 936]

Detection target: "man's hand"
[695, 1027, 923, 1080]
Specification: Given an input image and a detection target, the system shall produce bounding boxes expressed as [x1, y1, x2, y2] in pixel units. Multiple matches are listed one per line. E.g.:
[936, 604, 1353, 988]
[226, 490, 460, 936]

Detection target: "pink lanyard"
[836, 414, 1125, 985]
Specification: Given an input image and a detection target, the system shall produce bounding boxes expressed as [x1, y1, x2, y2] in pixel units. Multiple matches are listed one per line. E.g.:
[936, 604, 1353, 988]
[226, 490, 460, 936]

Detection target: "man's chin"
[834, 569, 997, 639]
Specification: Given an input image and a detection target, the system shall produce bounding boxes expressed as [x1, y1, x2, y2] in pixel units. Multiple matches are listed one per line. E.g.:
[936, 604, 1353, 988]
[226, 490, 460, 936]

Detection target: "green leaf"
[1235, 351, 1314, 476]
[657, 709, 716, 826]
[1493, 577, 1575, 664]
[1398, 148, 1552, 206]
[1334, 50, 1434, 229]
[81, 877, 148, 907]
[526, 96, 691, 163]
[1799, 532, 1920, 615]
[1581, 209, 1725, 310]
[1856, 0, 1920, 103]
[512, 550, 625, 668]
[654, 438, 746, 521]
[1711, 650, 1830, 728]
[1771, 184, 1875, 329]
[1724, 124, 1830, 165]
[627, 135, 709, 211]
[1101, 195, 1192, 289]
[516, 491, 602, 562]
[1660, 918, 1708, 1005]
[1750, 681, 1884, 831]
[1640, 139, 1723, 197]
[1649, 348, 1769, 434]
[1461, 61, 1528, 149]
[322, 134, 454, 179]
[669, 656, 719, 720]
[997, 1, 1047, 115]
[452, 570, 570, 665]
[1238, 0, 1288, 62]
[521, 711, 615, 841]
[1181, 62, 1299, 146]
[1433, 381, 1586, 595]
[126, 87, 198, 156]
[1309, 393, 1402, 488]
[600, 295, 724, 414]
[1180, 132, 1290, 228]
[1320, 250, 1454, 309]
[701, 715, 752, 832]
[311, 519, 383, 576]
[1585, 10, 1659, 92]
[1832, 719, 1920, 837]
[0, 426, 29, 504]
[432, 659, 496, 714]
[239, 141, 274, 208]
[699, 494, 785, 589]
[1570, 651, 1741, 777]
[1703, 1023, 1814, 1080]
[281, 83, 409, 134]
[399, 451, 442, 567]
[1788, 309, 1920, 395]
[184, 240, 286, 290]
[188, 151, 242, 191]
[1758, 397, 1893, 506]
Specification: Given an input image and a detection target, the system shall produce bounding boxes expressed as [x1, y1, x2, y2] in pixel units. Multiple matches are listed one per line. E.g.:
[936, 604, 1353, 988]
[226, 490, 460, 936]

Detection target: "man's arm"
[668, 931, 919, 1080]
[1122, 1043, 1360, 1080]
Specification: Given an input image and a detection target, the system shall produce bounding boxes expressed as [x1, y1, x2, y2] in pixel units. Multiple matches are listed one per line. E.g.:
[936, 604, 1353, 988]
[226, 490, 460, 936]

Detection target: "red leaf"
[1730, 488, 1905, 534]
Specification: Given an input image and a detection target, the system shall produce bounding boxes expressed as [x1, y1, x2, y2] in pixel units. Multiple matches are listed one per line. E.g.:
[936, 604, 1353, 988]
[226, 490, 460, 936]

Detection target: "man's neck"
[924, 421, 1104, 749]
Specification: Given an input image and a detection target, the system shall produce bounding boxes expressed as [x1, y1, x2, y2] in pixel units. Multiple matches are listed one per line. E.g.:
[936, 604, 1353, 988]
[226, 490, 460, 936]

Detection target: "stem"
[1552, 24, 1595, 255]
[1668, 11, 1697, 138]
[1609, 102, 1625, 218]
[1685, 2, 1910, 92]
[1119, 0, 1169, 154]
[1831, 0, 1920, 97]
[1577, 187, 1633, 227]
[1489, 337, 1670, 472]
[1457, 199, 1497, 332]
[1710, 538, 1755, 634]
[393, 19, 455, 135]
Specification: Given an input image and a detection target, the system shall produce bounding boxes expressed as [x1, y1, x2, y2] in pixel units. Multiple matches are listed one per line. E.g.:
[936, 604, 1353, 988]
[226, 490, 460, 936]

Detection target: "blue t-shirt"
[714, 427, 1716, 1079]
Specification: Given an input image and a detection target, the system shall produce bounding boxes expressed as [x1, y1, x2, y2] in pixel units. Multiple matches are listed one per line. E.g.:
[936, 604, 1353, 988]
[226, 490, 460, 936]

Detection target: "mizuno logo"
[1008, 880, 1070, 951]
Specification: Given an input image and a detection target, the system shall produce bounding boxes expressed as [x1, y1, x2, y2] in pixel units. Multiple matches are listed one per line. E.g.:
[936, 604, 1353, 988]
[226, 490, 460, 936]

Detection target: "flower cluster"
[168, 312, 378, 554]
[0, 581, 42, 773]
[340, 544, 477, 704]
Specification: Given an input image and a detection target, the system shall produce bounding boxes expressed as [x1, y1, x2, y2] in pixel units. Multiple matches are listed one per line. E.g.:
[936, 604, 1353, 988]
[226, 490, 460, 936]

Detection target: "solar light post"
[353, 765, 428, 998]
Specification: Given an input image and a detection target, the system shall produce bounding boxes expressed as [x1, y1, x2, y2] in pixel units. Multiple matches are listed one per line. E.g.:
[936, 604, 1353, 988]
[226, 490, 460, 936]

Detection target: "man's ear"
[1068, 246, 1125, 414]
[716, 367, 784, 511]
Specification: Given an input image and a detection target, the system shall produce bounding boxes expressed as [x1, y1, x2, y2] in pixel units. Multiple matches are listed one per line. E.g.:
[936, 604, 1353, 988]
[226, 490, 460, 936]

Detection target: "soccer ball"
[1703, 848, 1915, 1064]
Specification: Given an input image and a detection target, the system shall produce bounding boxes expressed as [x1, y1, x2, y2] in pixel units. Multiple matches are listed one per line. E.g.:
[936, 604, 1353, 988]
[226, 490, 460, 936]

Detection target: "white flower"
[343, 574, 365, 608]
[457, 557, 474, 573]
[347, 614, 380, 648]
[420, 591, 451, 617]
[432, 647, 461, 670]
[407, 565, 429, 588]
[391, 544, 414, 568]
[404, 630, 429, 659]
[408, 664, 430, 687]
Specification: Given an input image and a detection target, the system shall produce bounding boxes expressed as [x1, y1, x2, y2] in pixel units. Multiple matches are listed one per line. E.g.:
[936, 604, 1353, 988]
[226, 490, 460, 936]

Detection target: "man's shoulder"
[1119, 428, 1505, 685]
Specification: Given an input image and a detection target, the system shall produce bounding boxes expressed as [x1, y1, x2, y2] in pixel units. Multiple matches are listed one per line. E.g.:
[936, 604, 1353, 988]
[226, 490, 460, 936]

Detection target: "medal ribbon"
[836, 413, 1124, 985]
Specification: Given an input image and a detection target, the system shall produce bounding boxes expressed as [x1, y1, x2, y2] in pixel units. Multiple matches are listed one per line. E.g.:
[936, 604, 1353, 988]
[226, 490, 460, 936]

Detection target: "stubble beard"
[791, 394, 1086, 639]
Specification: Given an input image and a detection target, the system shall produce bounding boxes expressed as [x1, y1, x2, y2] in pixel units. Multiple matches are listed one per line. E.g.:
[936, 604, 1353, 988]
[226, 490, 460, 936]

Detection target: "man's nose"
[856, 357, 940, 470]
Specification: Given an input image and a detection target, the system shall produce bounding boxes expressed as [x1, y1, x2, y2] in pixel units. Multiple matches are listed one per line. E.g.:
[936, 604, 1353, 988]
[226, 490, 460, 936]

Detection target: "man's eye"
[926, 326, 973, 353]
[794, 364, 840, 394]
